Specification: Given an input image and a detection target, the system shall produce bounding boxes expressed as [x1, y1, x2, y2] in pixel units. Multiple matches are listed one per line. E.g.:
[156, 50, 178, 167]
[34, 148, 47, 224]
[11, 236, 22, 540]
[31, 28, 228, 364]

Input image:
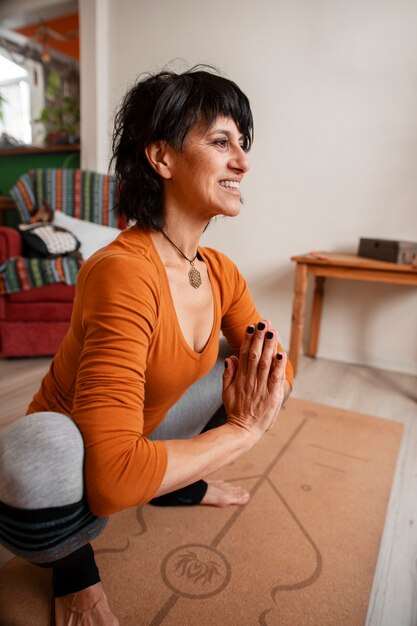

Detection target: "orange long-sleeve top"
[28, 226, 293, 516]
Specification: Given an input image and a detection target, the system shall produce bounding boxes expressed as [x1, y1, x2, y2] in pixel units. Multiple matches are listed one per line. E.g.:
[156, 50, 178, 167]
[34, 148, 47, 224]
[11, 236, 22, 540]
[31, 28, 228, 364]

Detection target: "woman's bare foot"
[201, 480, 250, 507]
[54, 581, 119, 626]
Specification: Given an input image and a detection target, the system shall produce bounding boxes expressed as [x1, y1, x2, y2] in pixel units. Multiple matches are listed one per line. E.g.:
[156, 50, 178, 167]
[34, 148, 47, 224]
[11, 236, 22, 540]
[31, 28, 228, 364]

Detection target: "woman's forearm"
[155, 379, 291, 497]
[153, 423, 255, 496]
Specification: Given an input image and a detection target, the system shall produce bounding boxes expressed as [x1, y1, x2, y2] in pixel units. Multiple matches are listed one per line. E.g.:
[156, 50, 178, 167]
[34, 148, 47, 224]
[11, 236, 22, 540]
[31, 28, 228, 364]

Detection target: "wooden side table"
[289, 252, 417, 375]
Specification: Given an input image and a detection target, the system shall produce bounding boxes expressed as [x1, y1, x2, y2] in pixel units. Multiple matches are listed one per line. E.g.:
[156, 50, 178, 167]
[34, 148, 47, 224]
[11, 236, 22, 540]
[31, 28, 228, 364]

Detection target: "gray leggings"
[0, 339, 230, 562]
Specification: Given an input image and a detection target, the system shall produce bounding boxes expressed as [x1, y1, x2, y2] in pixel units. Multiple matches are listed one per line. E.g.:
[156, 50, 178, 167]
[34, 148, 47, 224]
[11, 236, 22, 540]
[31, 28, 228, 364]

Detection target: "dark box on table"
[358, 238, 417, 265]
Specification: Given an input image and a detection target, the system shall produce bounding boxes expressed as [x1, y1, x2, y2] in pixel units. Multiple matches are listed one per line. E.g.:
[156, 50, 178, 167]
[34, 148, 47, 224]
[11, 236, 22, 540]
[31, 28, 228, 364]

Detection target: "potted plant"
[36, 69, 80, 145]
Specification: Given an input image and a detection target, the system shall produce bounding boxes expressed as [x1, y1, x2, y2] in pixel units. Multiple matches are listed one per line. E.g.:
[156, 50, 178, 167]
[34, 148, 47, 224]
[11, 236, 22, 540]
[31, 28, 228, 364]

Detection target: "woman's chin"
[214, 203, 242, 219]
[223, 206, 242, 218]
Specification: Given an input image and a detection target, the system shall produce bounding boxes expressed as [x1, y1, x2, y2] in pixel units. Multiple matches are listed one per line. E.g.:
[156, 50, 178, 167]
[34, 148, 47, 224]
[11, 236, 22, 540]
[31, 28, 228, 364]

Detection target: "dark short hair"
[111, 66, 254, 230]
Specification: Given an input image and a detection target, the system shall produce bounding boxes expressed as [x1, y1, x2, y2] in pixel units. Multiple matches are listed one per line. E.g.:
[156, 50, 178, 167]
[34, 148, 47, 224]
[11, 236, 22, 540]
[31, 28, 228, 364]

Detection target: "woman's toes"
[201, 480, 250, 507]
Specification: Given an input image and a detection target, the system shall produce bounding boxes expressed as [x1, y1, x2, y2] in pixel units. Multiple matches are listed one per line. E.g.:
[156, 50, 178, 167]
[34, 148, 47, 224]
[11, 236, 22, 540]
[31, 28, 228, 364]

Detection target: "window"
[0, 53, 32, 144]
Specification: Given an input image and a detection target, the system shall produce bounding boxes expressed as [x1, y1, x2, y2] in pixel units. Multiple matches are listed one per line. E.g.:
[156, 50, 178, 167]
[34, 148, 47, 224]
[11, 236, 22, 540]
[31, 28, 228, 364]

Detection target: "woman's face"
[164, 115, 250, 221]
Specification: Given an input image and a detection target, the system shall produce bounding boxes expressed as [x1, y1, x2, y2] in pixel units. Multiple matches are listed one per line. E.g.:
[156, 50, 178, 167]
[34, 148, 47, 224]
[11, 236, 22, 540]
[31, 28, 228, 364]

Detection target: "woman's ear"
[144, 141, 172, 179]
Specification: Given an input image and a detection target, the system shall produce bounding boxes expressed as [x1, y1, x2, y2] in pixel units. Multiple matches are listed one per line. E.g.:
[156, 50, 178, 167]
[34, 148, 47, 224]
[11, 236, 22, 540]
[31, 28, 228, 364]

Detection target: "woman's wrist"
[220, 420, 261, 451]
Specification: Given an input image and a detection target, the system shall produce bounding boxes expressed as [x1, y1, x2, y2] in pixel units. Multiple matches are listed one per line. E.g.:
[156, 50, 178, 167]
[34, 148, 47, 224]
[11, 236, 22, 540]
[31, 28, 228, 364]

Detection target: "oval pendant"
[188, 265, 202, 289]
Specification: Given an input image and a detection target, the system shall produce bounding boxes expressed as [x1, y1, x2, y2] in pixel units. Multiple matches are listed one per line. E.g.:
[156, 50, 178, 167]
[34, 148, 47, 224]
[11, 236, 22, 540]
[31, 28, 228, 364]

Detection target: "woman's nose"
[229, 146, 250, 173]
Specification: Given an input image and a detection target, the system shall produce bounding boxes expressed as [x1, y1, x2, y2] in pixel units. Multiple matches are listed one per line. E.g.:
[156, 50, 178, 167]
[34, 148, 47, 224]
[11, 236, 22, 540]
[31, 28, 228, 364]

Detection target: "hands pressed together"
[154, 320, 289, 503]
[222, 320, 288, 439]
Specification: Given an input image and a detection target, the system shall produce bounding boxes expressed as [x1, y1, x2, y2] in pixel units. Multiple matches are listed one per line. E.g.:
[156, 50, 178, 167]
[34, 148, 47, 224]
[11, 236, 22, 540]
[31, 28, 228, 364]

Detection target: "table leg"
[307, 276, 326, 358]
[289, 262, 308, 376]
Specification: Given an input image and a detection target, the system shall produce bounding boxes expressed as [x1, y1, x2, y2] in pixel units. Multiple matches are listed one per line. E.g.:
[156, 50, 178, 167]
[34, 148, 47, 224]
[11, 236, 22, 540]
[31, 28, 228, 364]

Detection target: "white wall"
[80, 0, 417, 375]
[79, 0, 110, 171]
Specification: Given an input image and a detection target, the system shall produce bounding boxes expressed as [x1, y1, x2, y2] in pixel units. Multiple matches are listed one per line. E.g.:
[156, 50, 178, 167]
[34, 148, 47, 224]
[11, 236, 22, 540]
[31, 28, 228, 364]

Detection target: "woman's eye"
[213, 139, 229, 148]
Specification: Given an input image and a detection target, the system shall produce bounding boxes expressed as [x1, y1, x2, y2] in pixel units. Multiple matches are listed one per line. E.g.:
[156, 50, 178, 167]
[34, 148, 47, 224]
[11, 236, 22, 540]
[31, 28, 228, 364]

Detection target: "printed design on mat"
[161, 544, 231, 599]
[258, 483, 323, 625]
[149, 416, 322, 625]
[95, 506, 147, 558]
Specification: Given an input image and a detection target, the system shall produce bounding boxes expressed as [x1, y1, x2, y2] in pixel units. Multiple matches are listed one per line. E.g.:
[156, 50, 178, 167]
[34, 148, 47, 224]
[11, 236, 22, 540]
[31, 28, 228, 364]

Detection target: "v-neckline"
[145, 230, 217, 358]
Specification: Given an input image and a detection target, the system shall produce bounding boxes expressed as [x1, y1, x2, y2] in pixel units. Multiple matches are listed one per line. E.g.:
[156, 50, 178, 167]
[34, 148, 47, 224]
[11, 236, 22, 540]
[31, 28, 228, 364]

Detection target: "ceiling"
[0, 1, 78, 29]
[0, 0, 78, 65]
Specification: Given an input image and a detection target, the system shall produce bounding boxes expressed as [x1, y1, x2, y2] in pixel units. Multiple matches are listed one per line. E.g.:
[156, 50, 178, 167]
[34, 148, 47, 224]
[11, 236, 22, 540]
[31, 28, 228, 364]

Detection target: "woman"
[0, 67, 293, 625]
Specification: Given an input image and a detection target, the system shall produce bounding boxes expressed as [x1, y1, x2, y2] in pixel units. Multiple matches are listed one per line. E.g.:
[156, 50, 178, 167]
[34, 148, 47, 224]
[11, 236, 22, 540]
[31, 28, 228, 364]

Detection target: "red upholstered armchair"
[0, 226, 76, 357]
[0, 168, 122, 358]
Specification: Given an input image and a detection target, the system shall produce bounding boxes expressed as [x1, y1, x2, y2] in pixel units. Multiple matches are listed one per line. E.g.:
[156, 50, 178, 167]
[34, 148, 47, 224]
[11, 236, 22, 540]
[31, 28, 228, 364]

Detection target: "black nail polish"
[246, 326, 255, 334]
[277, 353, 283, 360]
[257, 322, 266, 331]
[224, 360, 228, 368]
[266, 331, 273, 340]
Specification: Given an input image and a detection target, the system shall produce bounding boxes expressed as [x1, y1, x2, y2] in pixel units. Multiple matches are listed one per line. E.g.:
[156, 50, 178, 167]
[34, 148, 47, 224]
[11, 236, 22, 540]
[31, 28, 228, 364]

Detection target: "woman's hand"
[155, 321, 288, 500]
[222, 320, 287, 440]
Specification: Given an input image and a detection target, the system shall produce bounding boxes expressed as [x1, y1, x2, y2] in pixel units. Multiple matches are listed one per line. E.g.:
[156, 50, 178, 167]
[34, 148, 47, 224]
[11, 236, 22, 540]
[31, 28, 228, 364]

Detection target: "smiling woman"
[145, 115, 250, 227]
[0, 66, 293, 626]
[111, 67, 253, 230]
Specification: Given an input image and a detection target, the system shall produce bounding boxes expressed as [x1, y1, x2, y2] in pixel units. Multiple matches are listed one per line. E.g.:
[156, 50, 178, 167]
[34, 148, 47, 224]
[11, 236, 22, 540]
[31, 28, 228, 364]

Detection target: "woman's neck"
[155, 212, 208, 261]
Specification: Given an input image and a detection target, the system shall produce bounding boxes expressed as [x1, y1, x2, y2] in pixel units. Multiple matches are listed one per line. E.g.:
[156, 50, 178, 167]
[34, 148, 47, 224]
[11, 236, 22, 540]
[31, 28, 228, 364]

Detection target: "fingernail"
[266, 331, 273, 340]
[257, 322, 266, 331]
[224, 360, 228, 368]
[277, 352, 283, 360]
[246, 325, 255, 334]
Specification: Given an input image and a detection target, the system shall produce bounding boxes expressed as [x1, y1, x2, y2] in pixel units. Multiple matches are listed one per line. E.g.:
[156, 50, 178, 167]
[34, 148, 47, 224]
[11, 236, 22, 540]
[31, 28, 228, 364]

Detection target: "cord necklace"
[161, 230, 202, 289]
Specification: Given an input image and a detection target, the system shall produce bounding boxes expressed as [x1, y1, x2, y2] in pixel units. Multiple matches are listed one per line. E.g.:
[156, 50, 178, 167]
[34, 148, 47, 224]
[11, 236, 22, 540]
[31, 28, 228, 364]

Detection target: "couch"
[0, 168, 122, 358]
[0, 226, 76, 357]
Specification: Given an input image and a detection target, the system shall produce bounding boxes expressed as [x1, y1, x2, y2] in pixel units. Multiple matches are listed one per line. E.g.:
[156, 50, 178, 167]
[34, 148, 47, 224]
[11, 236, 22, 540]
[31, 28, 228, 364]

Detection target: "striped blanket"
[0, 169, 118, 295]
[0, 256, 83, 295]
[10, 169, 118, 226]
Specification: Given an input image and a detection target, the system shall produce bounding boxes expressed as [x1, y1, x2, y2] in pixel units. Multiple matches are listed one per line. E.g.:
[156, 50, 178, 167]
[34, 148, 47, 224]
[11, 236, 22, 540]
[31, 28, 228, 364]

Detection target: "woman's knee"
[0, 412, 85, 509]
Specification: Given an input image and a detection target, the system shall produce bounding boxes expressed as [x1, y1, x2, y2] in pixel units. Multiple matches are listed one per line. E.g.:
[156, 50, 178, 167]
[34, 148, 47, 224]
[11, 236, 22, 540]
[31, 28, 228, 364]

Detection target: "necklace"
[161, 230, 202, 289]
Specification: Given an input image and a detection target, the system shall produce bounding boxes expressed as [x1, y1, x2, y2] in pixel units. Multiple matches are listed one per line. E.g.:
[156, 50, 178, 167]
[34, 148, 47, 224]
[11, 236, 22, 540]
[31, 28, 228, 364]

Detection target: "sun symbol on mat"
[161, 544, 231, 599]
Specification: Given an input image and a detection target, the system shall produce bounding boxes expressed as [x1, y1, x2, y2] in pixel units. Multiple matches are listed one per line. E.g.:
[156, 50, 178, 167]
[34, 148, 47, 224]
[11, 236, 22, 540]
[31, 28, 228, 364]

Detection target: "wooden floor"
[0, 355, 416, 626]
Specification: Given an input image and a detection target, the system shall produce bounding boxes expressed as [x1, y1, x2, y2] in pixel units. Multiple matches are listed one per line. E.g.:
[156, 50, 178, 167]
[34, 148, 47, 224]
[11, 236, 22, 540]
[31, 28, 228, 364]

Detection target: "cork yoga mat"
[0, 398, 403, 626]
